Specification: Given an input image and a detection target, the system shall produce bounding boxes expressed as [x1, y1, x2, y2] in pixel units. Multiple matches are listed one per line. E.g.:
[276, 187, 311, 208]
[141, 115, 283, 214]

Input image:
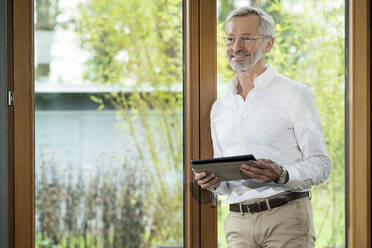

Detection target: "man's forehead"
[226, 15, 260, 35]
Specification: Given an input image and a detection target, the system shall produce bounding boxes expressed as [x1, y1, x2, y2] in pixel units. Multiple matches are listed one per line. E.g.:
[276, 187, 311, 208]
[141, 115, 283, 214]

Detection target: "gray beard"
[228, 42, 265, 72]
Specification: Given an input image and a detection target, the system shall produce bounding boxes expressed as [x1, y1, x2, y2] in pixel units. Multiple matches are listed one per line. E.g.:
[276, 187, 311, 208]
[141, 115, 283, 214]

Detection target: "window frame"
[346, 0, 371, 246]
[184, 0, 218, 247]
[10, 0, 35, 246]
[0, 0, 9, 247]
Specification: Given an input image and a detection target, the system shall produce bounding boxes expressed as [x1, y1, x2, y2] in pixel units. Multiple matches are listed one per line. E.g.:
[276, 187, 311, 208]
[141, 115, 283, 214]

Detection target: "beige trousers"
[224, 197, 316, 248]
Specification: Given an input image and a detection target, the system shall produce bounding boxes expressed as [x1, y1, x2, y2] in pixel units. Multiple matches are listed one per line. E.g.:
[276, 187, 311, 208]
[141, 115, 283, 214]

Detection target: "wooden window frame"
[347, 0, 371, 247]
[1, 0, 9, 247]
[10, 0, 35, 246]
[184, 0, 218, 247]
[7, 0, 370, 247]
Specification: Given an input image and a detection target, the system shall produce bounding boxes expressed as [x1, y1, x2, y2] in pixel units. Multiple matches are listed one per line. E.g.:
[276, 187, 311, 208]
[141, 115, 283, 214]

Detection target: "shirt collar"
[228, 64, 276, 95]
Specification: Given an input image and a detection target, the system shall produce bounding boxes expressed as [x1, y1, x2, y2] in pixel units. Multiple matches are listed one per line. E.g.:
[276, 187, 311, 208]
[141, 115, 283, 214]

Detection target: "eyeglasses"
[223, 35, 268, 46]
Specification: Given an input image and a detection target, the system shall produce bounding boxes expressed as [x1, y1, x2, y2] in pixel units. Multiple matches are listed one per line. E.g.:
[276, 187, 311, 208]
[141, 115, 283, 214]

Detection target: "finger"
[244, 167, 276, 180]
[210, 177, 220, 188]
[241, 165, 267, 176]
[257, 158, 273, 164]
[197, 173, 216, 185]
[256, 160, 271, 168]
[194, 171, 207, 180]
[200, 176, 219, 189]
[243, 168, 270, 182]
[241, 163, 251, 170]
[241, 162, 260, 171]
[252, 166, 280, 181]
[256, 165, 279, 178]
[241, 160, 258, 168]
[240, 167, 256, 177]
[258, 161, 278, 171]
[240, 168, 269, 182]
[240, 166, 267, 177]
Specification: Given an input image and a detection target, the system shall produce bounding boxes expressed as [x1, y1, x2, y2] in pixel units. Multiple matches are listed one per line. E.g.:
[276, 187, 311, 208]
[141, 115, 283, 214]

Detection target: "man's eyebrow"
[226, 32, 254, 36]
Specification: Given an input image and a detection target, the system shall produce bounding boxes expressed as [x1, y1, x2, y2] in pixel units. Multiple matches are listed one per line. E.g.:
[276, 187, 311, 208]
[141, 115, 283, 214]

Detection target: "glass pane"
[216, 1, 345, 247]
[34, 0, 183, 247]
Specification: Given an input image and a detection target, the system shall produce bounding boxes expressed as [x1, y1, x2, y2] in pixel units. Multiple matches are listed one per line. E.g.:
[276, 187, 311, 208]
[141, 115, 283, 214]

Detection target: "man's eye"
[227, 37, 235, 42]
[241, 37, 253, 41]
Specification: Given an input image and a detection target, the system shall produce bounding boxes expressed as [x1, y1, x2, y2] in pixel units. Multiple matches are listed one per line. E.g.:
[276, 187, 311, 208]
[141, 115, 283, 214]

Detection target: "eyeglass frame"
[223, 35, 269, 46]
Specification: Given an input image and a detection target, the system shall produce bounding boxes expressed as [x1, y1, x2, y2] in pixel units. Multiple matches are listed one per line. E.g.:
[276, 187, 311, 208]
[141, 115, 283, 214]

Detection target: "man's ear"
[264, 37, 275, 53]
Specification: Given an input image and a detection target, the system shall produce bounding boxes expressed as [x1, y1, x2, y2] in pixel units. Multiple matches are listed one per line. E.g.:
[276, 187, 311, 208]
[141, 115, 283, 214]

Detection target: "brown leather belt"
[230, 191, 309, 214]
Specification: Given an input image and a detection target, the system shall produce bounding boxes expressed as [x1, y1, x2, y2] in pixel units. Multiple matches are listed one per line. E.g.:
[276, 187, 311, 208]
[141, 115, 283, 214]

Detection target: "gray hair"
[225, 7, 275, 37]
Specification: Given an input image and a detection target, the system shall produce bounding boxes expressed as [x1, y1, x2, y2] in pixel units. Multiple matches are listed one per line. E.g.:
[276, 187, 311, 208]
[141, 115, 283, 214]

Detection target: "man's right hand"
[192, 170, 220, 190]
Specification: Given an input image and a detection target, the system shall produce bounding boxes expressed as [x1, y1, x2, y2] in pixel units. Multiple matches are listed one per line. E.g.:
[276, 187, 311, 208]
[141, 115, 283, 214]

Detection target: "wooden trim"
[199, 0, 217, 247]
[7, 0, 14, 246]
[185, 0, 200, 246]
[348, 0, 371, 247]
[13, 0, 35, 246]
[0, 0, 10, 247]
[185, 0, 217, 247]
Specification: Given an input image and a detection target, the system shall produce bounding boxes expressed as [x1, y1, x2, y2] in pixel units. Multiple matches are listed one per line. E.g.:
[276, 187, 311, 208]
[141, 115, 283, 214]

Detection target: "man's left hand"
[240, 159, 282, 183]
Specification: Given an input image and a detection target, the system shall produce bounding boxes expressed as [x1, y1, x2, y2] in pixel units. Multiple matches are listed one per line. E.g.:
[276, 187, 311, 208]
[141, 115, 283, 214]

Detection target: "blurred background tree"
[35, 0, 183, 246]
[75, 0, 183, 246]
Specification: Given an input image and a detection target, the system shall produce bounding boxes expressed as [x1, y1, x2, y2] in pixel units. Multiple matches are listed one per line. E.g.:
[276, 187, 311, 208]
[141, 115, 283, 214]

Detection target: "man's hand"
[240, 159, 282, 183]
[192, 170, 220, 190]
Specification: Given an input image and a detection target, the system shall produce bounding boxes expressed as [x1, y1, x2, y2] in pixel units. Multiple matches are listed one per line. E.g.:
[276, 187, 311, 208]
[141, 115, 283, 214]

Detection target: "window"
[34, 0, 183, 247]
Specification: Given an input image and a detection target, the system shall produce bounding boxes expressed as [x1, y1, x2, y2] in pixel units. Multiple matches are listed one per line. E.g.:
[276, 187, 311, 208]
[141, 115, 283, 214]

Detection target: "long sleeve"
[285, 87, 332, 189]
[209, 103, 230, 195]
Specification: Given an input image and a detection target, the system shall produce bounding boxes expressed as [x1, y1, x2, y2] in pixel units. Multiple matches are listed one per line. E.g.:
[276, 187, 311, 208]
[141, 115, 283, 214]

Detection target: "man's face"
[226, 15, 267, 72]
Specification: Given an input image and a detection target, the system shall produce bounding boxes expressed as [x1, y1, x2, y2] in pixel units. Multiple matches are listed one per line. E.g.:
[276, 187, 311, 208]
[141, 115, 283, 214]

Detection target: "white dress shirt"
[211, 65, 331, 204]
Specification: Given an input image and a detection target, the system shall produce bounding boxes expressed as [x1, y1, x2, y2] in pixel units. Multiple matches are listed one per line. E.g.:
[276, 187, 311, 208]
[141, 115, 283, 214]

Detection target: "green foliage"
[75, 0, 183, 246]
[76, 0, 182, 88]
[218, 0, 235, 22]
[36, 147, 64, 246]
[36, 155, 149, 248]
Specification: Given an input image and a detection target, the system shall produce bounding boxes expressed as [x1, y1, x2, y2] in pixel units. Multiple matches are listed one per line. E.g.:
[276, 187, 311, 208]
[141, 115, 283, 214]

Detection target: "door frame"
[1, 0, 9, 247]
[9, 0, 35, 246]
[346, 0, 371, 247]
[184, 0, 218, 247]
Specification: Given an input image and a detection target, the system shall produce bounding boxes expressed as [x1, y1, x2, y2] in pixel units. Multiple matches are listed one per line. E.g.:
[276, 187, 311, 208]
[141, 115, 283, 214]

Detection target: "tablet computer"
[191, 154, 256, 181]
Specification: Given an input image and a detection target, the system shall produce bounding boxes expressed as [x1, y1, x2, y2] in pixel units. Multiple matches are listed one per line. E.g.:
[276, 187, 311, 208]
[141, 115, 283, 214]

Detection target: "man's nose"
[232, 38, 244, 51]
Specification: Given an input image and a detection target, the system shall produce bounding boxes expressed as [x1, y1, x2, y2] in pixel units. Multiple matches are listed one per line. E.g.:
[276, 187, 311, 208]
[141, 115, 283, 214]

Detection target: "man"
[193, 7, 331, 248]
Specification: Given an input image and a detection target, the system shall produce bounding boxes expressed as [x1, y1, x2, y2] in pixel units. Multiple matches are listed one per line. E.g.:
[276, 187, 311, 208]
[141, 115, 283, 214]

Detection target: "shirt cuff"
[208, 182, 228, 195]
[285, 166, 309, 189]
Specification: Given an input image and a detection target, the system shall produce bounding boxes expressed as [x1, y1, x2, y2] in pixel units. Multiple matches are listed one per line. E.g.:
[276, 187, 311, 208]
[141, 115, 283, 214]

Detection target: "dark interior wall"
[0, 0, 9, 246]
